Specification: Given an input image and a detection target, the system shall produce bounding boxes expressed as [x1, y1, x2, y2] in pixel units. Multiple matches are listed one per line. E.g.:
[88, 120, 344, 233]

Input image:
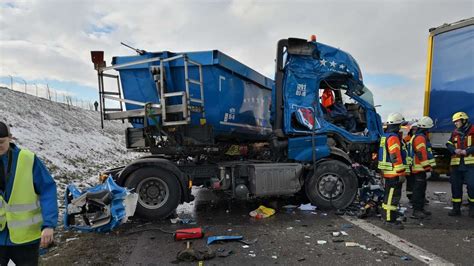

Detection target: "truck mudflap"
[64, 176, 138, 232]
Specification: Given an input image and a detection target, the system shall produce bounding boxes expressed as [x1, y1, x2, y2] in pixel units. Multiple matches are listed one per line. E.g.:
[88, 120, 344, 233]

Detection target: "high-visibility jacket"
[447, 124, 474, 166]
[378, 133, 408, 178]
[407, 134, 436, 173]
[0, 149, 42, 244]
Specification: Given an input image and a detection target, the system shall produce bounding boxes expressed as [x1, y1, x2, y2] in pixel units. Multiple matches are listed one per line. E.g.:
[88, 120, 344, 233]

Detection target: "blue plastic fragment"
[207, 235, 243, 245]
[400, 256, 412, 261]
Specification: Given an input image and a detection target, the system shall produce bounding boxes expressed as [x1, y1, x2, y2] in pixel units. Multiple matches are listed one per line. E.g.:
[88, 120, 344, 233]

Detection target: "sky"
[0, 0, 473, 120]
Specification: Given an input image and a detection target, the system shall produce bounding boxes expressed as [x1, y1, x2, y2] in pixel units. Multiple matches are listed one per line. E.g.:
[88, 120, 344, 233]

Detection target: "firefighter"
[407, 116, 436, 219]
[446, 112, 474, 217]
[0, 122, 58, 265]
[404, 122, 418, 202]
[378, 112, 409, 229]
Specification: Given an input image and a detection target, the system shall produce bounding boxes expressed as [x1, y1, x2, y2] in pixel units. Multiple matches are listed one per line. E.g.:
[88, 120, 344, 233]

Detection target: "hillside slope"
[0, 87, 138, 194]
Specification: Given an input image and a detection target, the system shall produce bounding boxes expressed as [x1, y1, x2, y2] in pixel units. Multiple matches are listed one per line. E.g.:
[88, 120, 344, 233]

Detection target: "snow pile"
[0, 87, 140, 195]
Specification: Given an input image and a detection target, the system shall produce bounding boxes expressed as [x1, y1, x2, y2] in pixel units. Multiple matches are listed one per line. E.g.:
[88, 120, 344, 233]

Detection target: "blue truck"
[90, 37, 383, 219]
[423, 18, 474, 177]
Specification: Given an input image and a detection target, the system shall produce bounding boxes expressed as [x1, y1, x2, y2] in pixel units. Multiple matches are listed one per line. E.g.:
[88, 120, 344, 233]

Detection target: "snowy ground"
[0, 87, 140, 201]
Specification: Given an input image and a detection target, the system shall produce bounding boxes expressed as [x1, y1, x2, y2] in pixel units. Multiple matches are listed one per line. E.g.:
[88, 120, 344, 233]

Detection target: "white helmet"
[386, 112, 406, 125]
[418, 116, 434, 129]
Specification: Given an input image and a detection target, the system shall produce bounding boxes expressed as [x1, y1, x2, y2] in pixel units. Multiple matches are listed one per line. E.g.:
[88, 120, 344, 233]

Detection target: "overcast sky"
[0, 0, 473, 120]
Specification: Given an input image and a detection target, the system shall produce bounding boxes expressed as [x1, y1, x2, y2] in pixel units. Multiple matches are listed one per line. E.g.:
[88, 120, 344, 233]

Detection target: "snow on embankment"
[0, 87, 139, 195]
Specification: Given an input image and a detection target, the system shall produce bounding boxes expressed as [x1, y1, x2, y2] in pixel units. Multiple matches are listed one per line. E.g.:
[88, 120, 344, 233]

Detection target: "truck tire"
[125, 167, 181, 220]
[305, 160, 358, 210]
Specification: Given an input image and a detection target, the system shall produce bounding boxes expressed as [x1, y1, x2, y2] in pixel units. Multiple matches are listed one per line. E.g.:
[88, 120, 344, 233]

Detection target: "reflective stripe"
[452, 198, 462, 203]
[469, 197, 474, 203]
[7, 213, 43, 229]
[384, 188, 396, 221]
[465, 156, 474, 164]
[416, 143, 426, 150]
[388, 143, 400, 151]
[6, 201, 40, 212]
[447, 140, 453, 145]
[468, 136, 472, 146]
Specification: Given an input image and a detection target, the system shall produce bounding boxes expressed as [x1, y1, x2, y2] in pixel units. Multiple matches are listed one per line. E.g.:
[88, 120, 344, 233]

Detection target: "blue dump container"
[112, 50, 274, 141]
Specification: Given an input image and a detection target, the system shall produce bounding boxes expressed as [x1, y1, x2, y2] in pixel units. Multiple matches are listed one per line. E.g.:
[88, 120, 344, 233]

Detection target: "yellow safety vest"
[0, 149, 43, 244]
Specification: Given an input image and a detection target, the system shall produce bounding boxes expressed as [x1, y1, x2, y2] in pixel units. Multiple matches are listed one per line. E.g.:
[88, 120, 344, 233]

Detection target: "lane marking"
[342, 216, 453, 265]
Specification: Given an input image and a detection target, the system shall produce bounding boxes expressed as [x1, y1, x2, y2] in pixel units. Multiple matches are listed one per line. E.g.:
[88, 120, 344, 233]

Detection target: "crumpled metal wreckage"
[64, 176, 138, 232]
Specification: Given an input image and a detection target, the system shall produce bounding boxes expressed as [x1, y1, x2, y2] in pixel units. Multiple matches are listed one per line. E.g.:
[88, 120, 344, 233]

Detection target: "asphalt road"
[42, 178, 473, 265]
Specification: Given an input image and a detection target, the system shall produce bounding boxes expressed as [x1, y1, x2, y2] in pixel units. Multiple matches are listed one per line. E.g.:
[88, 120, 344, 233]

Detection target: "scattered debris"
[239, 238, 258, 245]
[286, 227, 294, 230]
[444, 207, 453, 210]
[304, 235, 311, 239]
[177, 242, 215, 262]
[175, 228, 204, 241]
[345, 242, 359, 247]
[340, 231, 349, 236]
[64, 177, 138, 232]
[297, 257, 306, 262]
[400, 256, 412, 261]
[249, 205, 275, 219]
[242, 245, 250, 249]
[272, 255, 278, 259]
[434, 191, 447, 195]
[248, 253, 256, 257]
[332, 232, 341, 237]
[65, 237, 78, 242]
[317, 240, 327, 245]
[462, 236, 471, 242]
[341, 224, 353, 229]
[282, 205, 298, 209]
[216, 248, 233, 258]
[207, 235, 243, 245]
[298, 203, 317, 211]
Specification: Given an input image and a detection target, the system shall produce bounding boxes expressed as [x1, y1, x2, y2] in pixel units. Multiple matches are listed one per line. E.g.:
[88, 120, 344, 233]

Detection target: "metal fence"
[2, 78, 98, 111]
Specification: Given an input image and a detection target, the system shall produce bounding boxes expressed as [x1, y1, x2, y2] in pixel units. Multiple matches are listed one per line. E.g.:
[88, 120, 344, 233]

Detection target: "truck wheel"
[125, 167, 181, 220]
[305, 160, 357, 210]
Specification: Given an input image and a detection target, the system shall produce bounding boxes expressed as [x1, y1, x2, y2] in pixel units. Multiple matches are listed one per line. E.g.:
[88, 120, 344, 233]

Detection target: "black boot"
[469, 203, 474, 218]
[448, 203, 461, 216]
[411, 210, 426, 219]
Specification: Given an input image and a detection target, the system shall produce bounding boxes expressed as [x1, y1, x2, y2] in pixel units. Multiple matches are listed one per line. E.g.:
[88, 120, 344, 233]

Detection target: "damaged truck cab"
[91, 37, 383, 220]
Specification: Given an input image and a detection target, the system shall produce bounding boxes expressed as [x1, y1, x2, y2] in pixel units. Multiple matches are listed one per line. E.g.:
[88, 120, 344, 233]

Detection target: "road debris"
[282, 204, 298, 209]
[345, 242, 359, 247]
[64, 176, 138, 232]
[249, 205, 275, 219]
[332, 232, 341, 237]
[298, 203, 317, 211]
[177, 241, 215, 262]
[317, 240, 327, 245]
[400, 256, 412, 261]
[207, 235, 243, 245]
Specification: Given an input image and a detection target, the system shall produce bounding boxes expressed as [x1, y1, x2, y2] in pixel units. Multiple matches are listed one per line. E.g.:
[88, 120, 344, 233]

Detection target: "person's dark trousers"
[382, 177, 402, 222]
[406, 174, 415, 201]
[450, 166, 474, 206]
[0, 242, 39, 266]
[412, 172, 427, 211]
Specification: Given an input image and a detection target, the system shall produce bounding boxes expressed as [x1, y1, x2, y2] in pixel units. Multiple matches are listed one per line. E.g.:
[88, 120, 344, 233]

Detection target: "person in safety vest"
[407, 116, 436, 219]
[404, 122, 418, 203]
[378, 112, 409, 229]
[446, 112, 474, 217]
[0, 122, 58, 265]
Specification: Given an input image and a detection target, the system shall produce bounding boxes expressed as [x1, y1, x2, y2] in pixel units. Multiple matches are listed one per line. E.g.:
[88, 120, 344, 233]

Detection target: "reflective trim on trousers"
[383, 188, 396, 221]
[452, 198, 462, 203]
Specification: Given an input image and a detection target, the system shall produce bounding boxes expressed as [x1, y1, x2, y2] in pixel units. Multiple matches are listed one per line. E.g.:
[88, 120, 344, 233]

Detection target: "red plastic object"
[174, 227, 204, 241]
